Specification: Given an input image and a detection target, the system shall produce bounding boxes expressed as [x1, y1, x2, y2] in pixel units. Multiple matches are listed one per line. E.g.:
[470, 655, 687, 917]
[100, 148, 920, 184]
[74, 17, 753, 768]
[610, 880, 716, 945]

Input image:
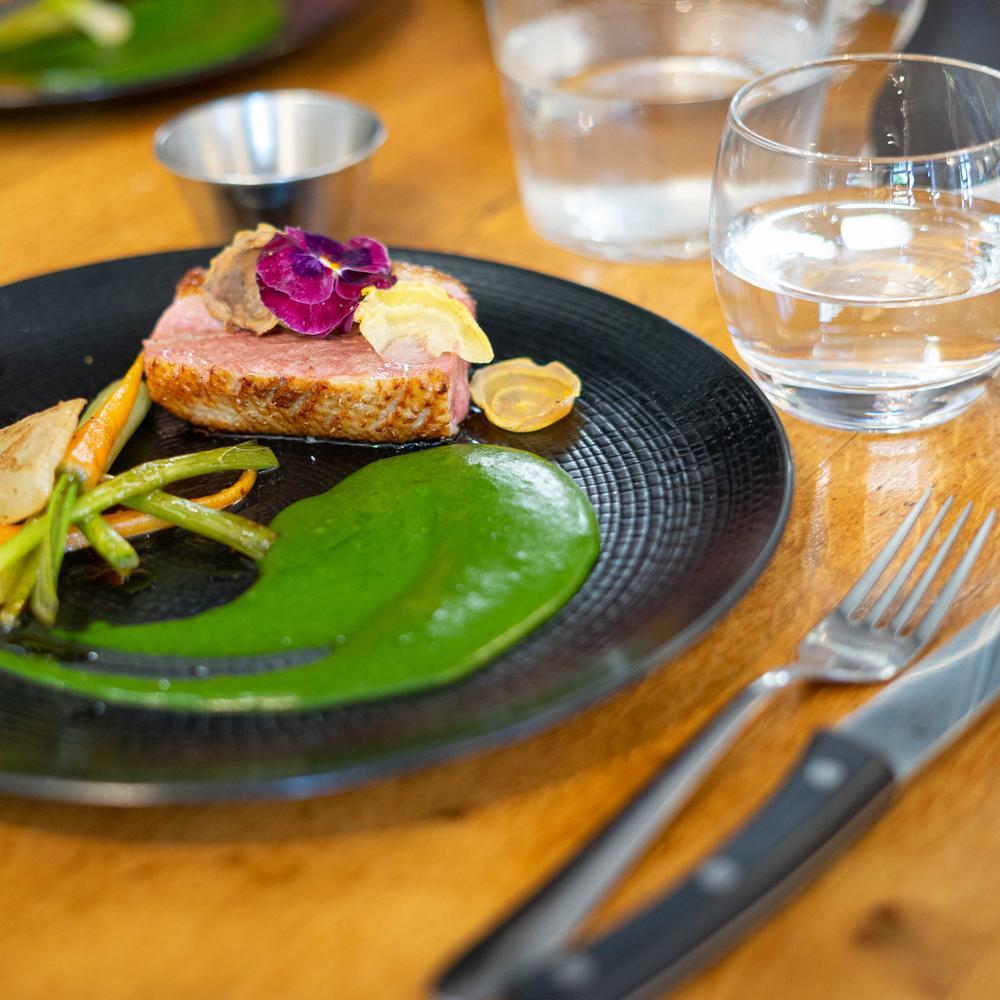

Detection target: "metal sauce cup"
[154, 89, 386, 241]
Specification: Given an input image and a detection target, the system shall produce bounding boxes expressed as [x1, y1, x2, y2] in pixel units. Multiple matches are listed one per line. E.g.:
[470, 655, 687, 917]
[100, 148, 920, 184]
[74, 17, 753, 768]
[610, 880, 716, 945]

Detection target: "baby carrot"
[61, 354, 145, 490]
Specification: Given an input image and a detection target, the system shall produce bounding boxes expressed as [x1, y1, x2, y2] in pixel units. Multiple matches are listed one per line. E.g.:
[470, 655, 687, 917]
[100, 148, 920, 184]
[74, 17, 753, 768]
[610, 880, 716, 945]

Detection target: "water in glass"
[717, 191, 1000, 419]
[495, 4, 827, 261]
[711, 55, 1000, 431]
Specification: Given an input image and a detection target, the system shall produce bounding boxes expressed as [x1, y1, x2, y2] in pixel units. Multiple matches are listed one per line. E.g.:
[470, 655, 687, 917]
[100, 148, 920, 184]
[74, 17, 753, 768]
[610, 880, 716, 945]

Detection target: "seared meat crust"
[144, 265, 473, 443]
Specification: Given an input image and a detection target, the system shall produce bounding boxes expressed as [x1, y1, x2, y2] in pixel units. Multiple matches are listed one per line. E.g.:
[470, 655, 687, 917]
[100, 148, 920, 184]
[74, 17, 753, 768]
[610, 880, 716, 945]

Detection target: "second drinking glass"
[483, 0, 835, 261]
[711, 54, 1000, 432]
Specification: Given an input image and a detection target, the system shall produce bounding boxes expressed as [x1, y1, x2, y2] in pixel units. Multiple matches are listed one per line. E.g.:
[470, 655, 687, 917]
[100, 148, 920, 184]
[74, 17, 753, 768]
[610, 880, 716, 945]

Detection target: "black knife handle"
[509, 730, 895, 1000]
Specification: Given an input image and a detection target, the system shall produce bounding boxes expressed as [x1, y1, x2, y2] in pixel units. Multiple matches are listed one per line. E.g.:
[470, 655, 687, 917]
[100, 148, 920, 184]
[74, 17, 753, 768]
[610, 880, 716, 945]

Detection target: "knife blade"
[507, 607, 1000, 1000]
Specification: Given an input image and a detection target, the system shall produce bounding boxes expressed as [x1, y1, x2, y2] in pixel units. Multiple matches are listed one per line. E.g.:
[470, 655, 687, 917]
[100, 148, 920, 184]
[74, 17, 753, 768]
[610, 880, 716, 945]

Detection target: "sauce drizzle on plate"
[0, 445, 600, 712]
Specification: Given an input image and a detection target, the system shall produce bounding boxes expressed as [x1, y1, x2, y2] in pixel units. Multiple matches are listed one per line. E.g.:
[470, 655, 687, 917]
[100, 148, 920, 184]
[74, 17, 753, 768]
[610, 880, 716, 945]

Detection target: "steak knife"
[506, 606, 1000, 1000]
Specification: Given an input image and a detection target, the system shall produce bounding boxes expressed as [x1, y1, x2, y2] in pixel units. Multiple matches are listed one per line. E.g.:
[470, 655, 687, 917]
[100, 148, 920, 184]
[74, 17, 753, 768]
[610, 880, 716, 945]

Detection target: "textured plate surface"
[0, 249, 792, 803]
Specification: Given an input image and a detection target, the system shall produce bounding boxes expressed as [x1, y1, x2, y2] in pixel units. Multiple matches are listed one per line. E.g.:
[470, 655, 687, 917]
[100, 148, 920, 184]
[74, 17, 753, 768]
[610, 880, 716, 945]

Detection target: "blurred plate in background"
[0, 0, 363, 109]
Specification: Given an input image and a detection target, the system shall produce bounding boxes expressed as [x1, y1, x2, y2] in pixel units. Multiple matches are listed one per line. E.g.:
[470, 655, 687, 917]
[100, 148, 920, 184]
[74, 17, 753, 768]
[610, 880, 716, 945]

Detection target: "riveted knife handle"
[509, 730, 895, 1000]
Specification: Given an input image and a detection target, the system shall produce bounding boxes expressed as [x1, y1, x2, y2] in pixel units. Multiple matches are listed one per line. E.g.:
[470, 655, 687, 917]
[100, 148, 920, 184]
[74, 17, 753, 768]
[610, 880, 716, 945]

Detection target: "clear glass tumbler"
[711, 54, 1000, 432]
[483, 0, 835, 262]
[834, 0, 926, 52]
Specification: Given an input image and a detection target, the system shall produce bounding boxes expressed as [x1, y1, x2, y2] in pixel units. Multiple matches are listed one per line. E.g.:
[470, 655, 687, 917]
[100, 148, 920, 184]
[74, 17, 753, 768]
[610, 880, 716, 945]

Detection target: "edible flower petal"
[256, 228, 338, 304]
[255, 229, 396, 337]
[258, 284, 358, 337]
[338, 237, 394, 283]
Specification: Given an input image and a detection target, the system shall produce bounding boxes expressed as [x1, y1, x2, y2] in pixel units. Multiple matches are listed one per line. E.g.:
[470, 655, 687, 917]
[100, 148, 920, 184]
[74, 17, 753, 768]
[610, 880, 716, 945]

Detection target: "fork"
[436, 489, 996, 1000]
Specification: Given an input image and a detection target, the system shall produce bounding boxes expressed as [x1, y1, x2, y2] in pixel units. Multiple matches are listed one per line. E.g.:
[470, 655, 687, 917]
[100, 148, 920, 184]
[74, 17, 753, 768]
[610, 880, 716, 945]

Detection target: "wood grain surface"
[0, 3, 997, 998]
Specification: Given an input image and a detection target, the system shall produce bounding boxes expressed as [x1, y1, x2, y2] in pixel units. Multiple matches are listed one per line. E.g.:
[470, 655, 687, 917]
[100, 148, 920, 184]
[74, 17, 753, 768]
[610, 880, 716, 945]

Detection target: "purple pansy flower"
[255, 229, 395, 336]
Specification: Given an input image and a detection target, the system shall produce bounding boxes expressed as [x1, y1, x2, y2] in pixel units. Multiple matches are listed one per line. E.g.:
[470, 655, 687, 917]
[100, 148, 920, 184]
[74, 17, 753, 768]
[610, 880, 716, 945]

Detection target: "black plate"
[0, 0, 362, 110]
[0, 249, 792, 804]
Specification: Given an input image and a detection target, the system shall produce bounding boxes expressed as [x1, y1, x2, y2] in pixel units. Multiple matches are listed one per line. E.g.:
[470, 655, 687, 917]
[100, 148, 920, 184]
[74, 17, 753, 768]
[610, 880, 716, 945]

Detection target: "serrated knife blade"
[839, 607, 1000, 780]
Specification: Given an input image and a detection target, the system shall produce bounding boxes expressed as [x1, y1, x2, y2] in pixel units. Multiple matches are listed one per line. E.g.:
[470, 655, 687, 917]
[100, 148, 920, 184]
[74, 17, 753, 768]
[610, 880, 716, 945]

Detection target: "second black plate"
[0, 249, 792, 803]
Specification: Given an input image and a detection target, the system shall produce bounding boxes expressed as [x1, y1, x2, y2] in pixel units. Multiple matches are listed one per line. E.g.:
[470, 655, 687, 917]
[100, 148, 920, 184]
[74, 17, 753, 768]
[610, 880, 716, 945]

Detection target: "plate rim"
[0, 246, 794, 805]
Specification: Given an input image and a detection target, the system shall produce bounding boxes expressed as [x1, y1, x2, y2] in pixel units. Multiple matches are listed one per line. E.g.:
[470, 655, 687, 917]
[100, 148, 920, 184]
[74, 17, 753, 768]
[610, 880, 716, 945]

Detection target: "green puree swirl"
[0, 446, 600, 712]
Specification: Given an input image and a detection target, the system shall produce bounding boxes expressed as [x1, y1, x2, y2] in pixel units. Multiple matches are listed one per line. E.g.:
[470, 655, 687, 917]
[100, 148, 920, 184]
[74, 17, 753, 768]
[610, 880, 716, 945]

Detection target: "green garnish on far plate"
[0, 0, 282, 93]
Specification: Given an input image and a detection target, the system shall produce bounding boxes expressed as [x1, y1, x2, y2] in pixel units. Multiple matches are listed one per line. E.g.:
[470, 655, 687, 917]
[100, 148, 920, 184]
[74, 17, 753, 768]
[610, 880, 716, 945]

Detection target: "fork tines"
[840, 488, 996, 640]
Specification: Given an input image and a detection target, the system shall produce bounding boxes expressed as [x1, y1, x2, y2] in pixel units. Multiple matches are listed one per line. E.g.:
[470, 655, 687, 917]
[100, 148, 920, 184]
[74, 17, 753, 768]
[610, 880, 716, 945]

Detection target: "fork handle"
[435, 669, 799, 1000]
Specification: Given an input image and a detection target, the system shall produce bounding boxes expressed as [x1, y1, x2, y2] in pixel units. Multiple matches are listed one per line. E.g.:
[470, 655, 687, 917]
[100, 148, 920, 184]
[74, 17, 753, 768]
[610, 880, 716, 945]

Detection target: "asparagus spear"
[126, 491, 275, 561]
[0, 443, 278, 575]
[30, 474, 77, 626]
[76, 513, 139, 572]
[0, 551, 40, 631]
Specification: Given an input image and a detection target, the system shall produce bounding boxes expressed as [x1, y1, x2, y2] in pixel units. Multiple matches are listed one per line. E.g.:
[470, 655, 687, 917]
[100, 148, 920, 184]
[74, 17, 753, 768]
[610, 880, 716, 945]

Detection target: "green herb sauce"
[0, 446, 600, 712]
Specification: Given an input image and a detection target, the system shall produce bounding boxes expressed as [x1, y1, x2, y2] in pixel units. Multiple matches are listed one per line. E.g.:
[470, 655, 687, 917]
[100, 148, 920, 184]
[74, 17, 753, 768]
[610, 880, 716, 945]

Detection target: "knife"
[505, 606, 1000, 1000]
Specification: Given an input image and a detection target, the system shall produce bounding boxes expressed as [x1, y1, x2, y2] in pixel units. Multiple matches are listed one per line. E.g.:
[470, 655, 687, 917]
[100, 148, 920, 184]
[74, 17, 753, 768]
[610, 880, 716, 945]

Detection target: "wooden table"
[1, 4, 998, 998]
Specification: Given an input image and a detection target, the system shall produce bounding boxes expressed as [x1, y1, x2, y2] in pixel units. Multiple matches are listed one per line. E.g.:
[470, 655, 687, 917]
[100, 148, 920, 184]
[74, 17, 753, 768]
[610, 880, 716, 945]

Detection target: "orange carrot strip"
[61, 354, 145, 490]
[64, 468, 258, 552]
[0, 470, 259, 553]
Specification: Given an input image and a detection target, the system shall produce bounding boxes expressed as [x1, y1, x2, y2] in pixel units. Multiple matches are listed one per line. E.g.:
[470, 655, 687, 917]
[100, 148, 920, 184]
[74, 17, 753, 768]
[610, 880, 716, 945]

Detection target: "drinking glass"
[711, 54, 1000, 432]
[483, 0, 835, 262]
[835, 0, 926, 52]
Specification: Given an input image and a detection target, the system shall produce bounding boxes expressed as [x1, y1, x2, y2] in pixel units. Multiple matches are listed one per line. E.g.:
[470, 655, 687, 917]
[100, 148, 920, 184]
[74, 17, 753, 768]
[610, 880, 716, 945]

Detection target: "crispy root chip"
[470, 358, 581, 432]
[0, 399, 86, 524]
[202, 223, 281, 334]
